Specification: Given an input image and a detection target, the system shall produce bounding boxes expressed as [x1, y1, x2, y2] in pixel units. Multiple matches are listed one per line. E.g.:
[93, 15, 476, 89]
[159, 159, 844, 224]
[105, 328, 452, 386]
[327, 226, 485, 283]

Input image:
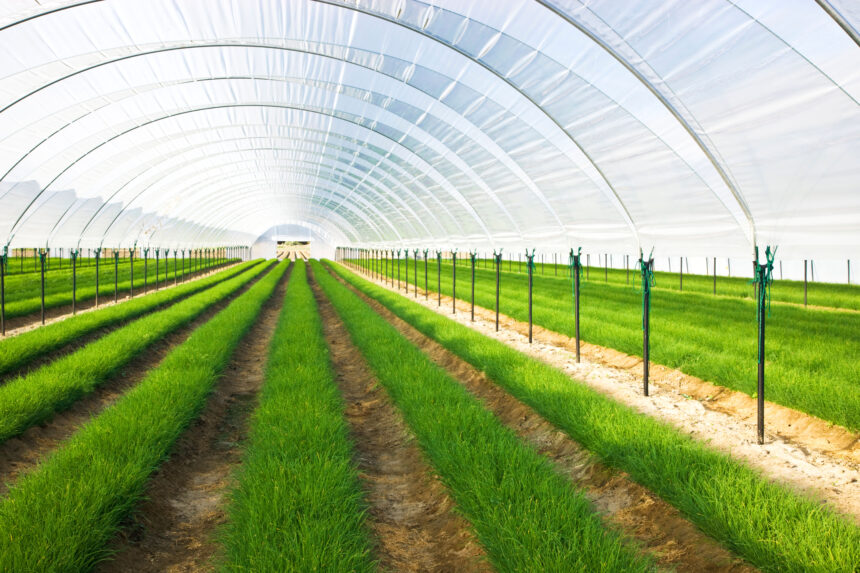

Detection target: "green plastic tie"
[637, 249, 656, 331]
[751, 245, 777, 322]
[568, 247, 582, 313]
[525, 248, 536, 273]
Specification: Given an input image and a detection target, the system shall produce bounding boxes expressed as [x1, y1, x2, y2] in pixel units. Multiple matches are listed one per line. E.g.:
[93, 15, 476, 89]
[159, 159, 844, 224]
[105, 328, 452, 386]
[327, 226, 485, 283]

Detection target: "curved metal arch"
[6, 102, 497, 247]
[311, 0, 640, 246]
[44, 121, 464, 246]
[0, 42, 533, 240]
[0, 37, 629, 246]
[92, 160, 398, 251]
[143, 185, 365, 247]
[816, 0, 860, 47]
[65, 143, 437, 249]
[54, 130, 453, 244]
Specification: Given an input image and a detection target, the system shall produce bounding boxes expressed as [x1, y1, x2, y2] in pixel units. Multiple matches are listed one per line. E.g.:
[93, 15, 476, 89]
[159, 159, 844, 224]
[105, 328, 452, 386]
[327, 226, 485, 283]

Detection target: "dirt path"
[328, 265, 755, 572]
[0, 263, 275, 498]
[309, 269, 490, 573]
[96, 263, 290, 573]
[344, 264, 860, 525]
[1, 263, 238, 338]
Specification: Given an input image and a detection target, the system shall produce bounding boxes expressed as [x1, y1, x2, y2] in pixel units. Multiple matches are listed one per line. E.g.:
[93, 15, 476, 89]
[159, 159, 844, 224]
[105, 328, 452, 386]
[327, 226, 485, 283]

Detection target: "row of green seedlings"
[343, 249, 860, 310]
[0, 260, 259, 377]
[328, 261, 860, 573]
[0, 248, 237, 333]
[221, 260, 376, 571]
[1, 247, 244, 276]
[312, 260, 655, 571]
[347, 253, 860, 434]
[0, 260, 272, 444]
[0, 259, 289, 571]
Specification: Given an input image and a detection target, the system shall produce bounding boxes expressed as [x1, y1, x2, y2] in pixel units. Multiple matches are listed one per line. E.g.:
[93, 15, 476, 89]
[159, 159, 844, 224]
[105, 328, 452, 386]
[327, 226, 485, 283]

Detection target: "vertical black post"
[494, 249, 502, 331]
[604, 253, 608, 282]
[639, 253, 654, 396]
[113, 250, 119, 303]
[756, 262, 766, 445]
[129, 248, 134, 297]
[470, 250, 476, 321]
[527, 249, 535, 343]
[173, 250, 178, 285]
[71, 250, 78, 315]
[396, 249, 401, 290]
[155, 249, 160, 291]
[384, 250, 389, 285]
[436, 250, 442, 307]
[423, 249, 429, 299]
[95, 248, 101, 307]
[413, 249, 419, 297]
[452, 250, 457, 314]
[40, 249, 46, 324]
[182, 250, 185, 281]
[572, 249, 582, 363]
[0, 248, 6, 336]
[626, 254, 629, 284]
[804, 259, 808, 306]
[143, 248, 149, 294]
[404, 249, 409, 292]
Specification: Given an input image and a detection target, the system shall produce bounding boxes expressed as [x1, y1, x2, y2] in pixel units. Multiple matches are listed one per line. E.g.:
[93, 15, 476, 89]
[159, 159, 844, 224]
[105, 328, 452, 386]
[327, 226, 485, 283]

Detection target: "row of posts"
[337, 246, 782, 445]
[1, 246, 251, 336]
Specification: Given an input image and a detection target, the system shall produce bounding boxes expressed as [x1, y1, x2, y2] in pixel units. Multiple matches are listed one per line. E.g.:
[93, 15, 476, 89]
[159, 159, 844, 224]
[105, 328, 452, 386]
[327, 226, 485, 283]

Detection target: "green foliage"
[0, 261, 288, 572]
[331, 261, 860, 573]
[0, 260, 259, 377]
[0, 261, 272, 443]
[314, 261, 654, 572]
[221, 261, 375, 572]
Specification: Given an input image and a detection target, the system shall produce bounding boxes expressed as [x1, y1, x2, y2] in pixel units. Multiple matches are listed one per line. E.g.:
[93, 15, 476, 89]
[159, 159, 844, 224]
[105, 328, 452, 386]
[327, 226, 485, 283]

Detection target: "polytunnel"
[0, 0, 858, 266]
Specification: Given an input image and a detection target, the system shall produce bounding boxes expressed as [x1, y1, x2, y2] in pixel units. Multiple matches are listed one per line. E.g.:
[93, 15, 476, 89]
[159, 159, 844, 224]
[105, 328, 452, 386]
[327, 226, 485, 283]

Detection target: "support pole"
[452, 249, 458, 314]
[95, 248, 101, 307]
[804, 259, 808, 306]
[436, 250, 442, 307]
[470, 250, 477, 321]
[413, 249, 419, 297]
[155, 249, 160, 291]
[182, 250, 185, 282]
[396, 249, 401, 290]
[494, 249, 502, 331]
[570, 248, 582, 363]
[404, 249, 409, 292]
[1, 247, 6, 336]
[129, 248, 134, 297]
[604, 253, 608, 282]
[174, 250, 178, 285]
[526, 249, 535, 343]
[423, 249, 429, 300]
[113, 250, 119, 303]
[679, 256, 683, 291]
[639, 251, 655, 396]
[753, 246, 776, 445]
[40, 249, 46, 324]
[143, 248, 149, 294]
[72, 249, 78, 315]
[713, 257, 717, 295]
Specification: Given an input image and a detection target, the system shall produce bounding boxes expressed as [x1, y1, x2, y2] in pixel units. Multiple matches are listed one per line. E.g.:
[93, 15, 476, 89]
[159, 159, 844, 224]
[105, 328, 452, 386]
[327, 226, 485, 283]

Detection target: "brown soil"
[328, 265, 755, 572]
[0, 266, 245, 386]
[309, 267, 490, 573]
[0, 263, 274, 498]
[347, 265, 860, 523]
[1, 263, 237, 338]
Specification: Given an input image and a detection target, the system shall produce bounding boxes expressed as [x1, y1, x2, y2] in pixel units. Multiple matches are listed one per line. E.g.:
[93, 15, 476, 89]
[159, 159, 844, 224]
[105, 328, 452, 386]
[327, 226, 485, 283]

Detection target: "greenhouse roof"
[0, 0, 857, 257]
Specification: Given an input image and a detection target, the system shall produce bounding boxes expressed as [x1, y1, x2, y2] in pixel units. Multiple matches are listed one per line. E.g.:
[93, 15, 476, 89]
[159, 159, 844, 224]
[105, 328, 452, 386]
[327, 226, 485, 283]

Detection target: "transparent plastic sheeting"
[0, 0, 857, 259]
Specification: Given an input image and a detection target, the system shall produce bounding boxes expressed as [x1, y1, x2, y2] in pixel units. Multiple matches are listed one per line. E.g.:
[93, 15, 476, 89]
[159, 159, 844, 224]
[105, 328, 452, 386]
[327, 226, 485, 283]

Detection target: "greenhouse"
[0, 1, 858, 571]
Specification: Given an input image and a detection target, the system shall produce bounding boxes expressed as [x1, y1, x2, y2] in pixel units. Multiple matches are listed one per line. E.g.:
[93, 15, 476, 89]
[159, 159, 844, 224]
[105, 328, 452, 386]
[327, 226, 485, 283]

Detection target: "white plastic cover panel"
[0, 0, 857, 258]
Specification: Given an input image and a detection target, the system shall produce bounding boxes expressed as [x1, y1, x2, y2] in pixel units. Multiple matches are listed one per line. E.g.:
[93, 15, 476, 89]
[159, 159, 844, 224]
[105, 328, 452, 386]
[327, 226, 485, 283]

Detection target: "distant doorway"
[277, 241, 310, 261]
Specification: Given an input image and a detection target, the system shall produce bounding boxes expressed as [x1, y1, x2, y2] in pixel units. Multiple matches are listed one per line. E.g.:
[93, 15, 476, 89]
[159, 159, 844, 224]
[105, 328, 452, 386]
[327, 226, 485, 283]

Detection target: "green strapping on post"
[526, 248, 536, 343]
[752, 245, 777, 444]
[637, 248, 655, 396]
[569, 247, 583, 362]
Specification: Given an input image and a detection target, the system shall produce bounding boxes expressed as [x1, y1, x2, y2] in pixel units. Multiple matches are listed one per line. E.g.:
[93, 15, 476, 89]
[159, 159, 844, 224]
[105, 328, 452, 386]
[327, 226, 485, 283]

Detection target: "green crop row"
[3, 255, 228, 277]
[221, 261, 375, 572]
[0, 260, 289, 572]
[355, 258, 860, 431]
[0, 260, 272, 444]
[354, 255, 860, 310]
[313, 261, 654, 571]
[2, 256, 234, 319]
[0, 260, 260, 377]
[329, 261, 860, 573]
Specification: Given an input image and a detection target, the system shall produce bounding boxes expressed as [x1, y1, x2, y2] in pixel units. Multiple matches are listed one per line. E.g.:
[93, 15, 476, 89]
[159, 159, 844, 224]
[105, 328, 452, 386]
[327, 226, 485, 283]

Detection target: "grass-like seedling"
[220, 261, 375, 572]
[2, 256, 233, 319]
[360, 258, 860, 431]
[0, 260, 260, 376]
[0, 260, 272, 444]
[0, 260, 289, 572]
[330, 261, 860, 573]
[313, 261, 654, 572]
